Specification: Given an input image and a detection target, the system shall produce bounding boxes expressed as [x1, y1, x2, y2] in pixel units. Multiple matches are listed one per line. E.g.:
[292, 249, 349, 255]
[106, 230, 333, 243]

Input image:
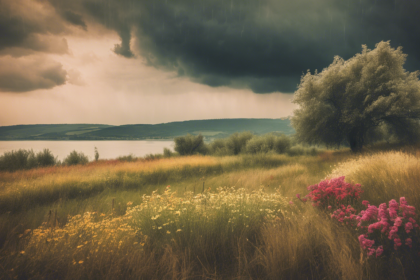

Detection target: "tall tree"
[291, 41, 420, 152]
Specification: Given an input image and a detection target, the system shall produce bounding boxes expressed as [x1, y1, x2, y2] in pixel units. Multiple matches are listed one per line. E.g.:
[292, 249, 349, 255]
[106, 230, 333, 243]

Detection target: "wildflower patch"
[297, 177, 420, 258]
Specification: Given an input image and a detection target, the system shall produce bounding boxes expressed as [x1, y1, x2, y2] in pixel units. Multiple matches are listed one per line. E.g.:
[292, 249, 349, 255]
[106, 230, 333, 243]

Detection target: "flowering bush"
[329, 197, 419, 257]
[354, 198, 419, 257]
[296, 176, 363, 209]
[297, 177, 420, 258]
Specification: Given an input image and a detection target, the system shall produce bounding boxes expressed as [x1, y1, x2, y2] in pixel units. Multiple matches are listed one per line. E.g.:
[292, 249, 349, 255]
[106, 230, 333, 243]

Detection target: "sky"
[0, 0, 419, 126]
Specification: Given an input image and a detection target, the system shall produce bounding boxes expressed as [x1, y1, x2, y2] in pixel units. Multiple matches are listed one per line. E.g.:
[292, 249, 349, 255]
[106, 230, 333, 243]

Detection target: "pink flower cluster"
[297, 177, 419, 258]
[296, 176, 363, 208]
[330, 204, 357, 225]
[333, 197, 419, 257]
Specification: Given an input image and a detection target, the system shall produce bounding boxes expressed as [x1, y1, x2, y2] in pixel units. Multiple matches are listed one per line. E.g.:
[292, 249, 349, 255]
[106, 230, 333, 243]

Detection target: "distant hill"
[0, 119, 294, 140]
[0, 124, 113, 140]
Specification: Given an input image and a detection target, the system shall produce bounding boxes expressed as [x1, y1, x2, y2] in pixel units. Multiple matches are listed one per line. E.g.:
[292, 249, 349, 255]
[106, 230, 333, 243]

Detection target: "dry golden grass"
[2, 145, 420, 279]
[258, 207, 363, 280]
[5, 186, 292, 279]
[0, 155, 247, 214]
[329, 151, 420, 207]
[0, 156, 233, 189]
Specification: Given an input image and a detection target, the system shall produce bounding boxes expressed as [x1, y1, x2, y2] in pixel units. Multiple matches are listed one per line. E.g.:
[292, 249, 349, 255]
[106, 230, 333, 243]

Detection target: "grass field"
[0, 144, 420, 279]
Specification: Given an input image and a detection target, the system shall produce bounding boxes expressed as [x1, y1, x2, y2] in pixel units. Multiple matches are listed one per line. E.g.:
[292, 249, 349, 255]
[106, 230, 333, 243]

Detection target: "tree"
[174, 134, 208, 155]
[63, 150, 89, 166]
[36, 149, 56, 167]
[225, 131, 254, 155]
[291, 41, 420, 152]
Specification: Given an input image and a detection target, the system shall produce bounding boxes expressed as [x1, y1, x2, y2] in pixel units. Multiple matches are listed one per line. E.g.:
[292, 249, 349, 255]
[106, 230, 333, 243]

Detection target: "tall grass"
[329, 150, 420, 210]
[258, 208, 363, 280]
[0, 188, 372, 279]
[0, 154, 300, 213]
[3, 186, 288, 278]
[1, 144, 420, 279]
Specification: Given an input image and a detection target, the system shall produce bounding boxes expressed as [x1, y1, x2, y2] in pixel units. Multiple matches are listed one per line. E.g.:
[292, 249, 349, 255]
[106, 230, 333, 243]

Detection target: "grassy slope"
[1, 145, 420, 279]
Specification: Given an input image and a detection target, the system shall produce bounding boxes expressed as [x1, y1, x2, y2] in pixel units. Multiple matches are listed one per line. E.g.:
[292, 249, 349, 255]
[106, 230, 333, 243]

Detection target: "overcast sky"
[0, 0, 419, 126]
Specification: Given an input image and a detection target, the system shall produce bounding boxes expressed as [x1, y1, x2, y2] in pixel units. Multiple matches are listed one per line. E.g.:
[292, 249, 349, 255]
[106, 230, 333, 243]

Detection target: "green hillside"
[0, 124, 114, 140]
[83, 118, 294, 140]
[0, 119, 294, 140]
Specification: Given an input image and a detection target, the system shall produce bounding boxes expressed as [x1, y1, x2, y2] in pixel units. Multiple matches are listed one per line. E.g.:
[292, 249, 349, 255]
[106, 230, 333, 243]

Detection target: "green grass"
[65, 129, 102, 135]
[1, 145, 420, 279]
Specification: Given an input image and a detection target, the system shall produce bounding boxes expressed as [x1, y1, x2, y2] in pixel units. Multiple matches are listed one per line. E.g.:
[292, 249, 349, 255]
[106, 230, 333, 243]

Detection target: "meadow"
[0, 143, 420, 279]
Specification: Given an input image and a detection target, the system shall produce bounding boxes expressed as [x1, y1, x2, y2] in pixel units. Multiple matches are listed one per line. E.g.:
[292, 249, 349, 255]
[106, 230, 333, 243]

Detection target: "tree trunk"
[348, 129, 365, 153]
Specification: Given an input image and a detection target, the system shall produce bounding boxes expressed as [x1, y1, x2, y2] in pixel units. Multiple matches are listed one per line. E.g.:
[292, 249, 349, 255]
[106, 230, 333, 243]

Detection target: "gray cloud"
[0, 0, 69, 54]
[2, 0, 420, 94]
[0, 1, 75, 92]
[74, 0, 420, 93]
[113, 25, 134, 58]
[63, 10, 87, 30]
[0, 56, 67, 92]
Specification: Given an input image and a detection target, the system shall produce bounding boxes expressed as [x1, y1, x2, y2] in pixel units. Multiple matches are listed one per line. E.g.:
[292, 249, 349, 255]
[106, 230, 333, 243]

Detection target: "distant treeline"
[0, 149, 89, 172]
[173, 132, 319, 157]
[0, 132, 319, 172]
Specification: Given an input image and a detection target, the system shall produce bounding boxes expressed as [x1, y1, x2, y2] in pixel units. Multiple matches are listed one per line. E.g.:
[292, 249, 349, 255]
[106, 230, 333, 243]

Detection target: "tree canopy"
[174, 134, 207, 155]
[291, 41, 420, 152]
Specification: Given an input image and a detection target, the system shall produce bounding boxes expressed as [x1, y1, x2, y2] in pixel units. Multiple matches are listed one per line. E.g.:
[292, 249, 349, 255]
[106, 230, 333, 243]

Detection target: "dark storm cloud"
[0, 0, 69, 54]
[3, 0, 420, 93]
[0, 56, 67, 92]
[72, 0, 419, 93]
[113, 25, 134, 58]
[129, 0, 339, 93]
[63, 10, 87, 30]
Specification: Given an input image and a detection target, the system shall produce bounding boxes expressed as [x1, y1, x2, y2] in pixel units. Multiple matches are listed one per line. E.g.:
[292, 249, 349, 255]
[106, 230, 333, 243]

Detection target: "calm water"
[0, 141, 175, 161]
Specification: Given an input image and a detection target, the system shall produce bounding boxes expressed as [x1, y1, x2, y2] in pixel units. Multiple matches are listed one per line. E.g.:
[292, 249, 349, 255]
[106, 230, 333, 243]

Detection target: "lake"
[0, 141, 175, 161]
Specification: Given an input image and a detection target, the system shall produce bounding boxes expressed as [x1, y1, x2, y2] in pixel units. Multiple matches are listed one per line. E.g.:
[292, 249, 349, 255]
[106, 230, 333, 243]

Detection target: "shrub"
[0, 149, 31, 171]
[225, 131, 254, 155]
[273, 134, 292, 154]
[36, 149, 56, 167]
[63, 150, 89, 166]
[353, 198, 419, 257]
[27, 151, 38, 169]
[328, 197, 420, 260]
[208, 138, 230, 155]
[296, 176, 363, 209]
[174, 134, 208, 155]
[163, 147, 175, 158]
[0, 149, 56, 171]
[244, 135, 275, 154]
[244, 134, 291, 154]
[207, 133, 292, 156]
[297, 177, 420, 260]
